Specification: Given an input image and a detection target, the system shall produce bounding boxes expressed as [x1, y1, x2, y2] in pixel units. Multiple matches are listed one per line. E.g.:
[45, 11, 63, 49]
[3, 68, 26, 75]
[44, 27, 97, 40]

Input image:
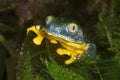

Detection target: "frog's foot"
[56, 48, 77, 64]
[65, 55, 76, 65]
[27, 25, 41, 35]
[65, 50, 86, 64]
[56, 48, 71, 56]
[33, 36, 43, 45]
[27, 25, 44, 45]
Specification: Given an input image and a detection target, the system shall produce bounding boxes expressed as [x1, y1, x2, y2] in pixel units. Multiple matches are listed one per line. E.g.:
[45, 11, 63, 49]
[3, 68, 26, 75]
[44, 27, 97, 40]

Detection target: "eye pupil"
[72, 26, 75, 30]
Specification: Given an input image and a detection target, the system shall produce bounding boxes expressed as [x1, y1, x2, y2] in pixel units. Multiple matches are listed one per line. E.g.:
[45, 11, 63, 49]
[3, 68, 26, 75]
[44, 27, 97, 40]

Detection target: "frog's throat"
[27, 26, 44, 45]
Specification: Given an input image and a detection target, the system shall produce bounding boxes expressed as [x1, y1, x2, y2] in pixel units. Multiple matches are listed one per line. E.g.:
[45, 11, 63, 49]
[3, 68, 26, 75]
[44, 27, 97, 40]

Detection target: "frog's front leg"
[27, 25, 44, 45]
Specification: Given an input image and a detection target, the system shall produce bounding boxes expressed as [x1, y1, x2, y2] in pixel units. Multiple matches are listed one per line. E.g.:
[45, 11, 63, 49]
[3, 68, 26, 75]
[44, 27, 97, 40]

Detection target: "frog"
[27, 16, 96, 65]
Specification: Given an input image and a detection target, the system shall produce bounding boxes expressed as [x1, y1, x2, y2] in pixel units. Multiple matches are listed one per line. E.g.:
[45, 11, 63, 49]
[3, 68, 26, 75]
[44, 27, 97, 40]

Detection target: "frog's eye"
[45, 16, 53, 24]
[67, 23, 78, 33]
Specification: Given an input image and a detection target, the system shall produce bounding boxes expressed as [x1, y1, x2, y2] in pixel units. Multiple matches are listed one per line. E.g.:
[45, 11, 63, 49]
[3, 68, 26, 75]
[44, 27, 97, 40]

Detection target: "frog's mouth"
[45, 31, 88, 50]
[47, 32, 76, 42]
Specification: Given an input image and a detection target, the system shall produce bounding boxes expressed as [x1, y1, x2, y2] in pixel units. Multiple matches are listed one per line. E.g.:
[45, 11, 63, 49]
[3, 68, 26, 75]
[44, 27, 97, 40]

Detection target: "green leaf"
[42, 58, 86, 80]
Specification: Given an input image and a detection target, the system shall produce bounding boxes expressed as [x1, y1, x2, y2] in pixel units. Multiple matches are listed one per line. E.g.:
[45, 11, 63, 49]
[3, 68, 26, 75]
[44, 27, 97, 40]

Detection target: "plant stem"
[93, 63, 103, 80]
[104, 26, 113, 47]
[0, 34, 16, 58]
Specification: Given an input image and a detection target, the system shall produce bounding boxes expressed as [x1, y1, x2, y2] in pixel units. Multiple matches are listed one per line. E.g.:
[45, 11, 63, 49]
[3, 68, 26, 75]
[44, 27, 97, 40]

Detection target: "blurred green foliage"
[42, 58, 86, 80]
[16, 52, 44, 80]
[0, 0, 120, 80]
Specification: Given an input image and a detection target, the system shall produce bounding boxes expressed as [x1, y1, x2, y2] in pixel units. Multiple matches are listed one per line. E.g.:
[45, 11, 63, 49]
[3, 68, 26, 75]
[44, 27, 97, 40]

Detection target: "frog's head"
[44, 16, 88, 43]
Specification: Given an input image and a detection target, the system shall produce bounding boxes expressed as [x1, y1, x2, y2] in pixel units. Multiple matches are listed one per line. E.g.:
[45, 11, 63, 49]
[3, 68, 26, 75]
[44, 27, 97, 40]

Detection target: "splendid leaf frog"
[27, 16, 96, 65]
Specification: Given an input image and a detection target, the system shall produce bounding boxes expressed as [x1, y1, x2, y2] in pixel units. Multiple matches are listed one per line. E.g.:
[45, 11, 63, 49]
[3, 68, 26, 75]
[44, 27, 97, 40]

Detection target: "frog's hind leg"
[84, 43, 96, 58]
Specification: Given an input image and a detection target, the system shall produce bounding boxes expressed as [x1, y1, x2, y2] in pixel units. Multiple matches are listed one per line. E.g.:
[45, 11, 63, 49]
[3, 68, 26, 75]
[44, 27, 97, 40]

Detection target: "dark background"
[0, 0, 120, 80]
